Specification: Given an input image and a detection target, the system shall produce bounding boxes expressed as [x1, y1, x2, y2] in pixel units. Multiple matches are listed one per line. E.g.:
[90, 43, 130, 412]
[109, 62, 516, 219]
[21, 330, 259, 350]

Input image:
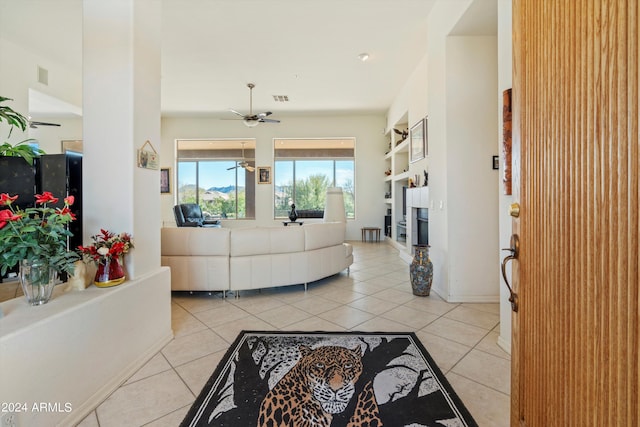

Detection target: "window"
[176, 139, 255, 219]
[274, 138, 355, 219]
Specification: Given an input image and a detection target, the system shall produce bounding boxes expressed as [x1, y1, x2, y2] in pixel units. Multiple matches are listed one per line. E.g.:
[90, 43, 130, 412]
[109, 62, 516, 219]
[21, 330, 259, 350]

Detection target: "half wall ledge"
[0, 267, 172, 427]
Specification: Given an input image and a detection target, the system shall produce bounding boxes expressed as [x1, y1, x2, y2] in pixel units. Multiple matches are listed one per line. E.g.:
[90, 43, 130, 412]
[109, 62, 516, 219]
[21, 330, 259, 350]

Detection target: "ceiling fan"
[228, 83, 280, 127]
[227, 142, 255, 172]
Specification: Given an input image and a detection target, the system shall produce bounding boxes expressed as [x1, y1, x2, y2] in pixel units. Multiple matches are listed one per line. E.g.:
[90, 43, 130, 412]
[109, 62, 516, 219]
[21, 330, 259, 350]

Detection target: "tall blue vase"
[410, 245, 433, 296]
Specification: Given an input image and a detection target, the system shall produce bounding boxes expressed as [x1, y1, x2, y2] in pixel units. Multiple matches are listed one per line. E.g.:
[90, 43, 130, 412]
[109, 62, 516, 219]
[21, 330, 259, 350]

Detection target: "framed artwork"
[258, 166, 271, 184]
[410, 118, 426, 163]
[493, 156, 500, 170]
[160, 168, 171, 194]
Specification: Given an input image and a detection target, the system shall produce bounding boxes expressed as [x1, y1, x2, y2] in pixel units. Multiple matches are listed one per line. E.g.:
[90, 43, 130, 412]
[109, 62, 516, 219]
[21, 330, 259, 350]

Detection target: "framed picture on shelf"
[160, 168, 171, 194]
[410, 118, 426, 163]
[257, 166, 271, 184]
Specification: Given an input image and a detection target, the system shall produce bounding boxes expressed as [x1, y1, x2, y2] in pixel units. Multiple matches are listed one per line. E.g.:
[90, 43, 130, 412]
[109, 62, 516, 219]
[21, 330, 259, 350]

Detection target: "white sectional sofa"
[161, 222, 353, 294]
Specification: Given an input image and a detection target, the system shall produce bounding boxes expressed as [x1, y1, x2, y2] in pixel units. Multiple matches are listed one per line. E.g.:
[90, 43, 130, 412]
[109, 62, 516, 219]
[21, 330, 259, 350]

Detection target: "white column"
[83, 0, 162, 278]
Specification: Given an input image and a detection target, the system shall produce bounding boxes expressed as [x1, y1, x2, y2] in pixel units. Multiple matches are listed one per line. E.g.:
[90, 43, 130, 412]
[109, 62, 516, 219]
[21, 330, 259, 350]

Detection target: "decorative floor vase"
[19, 259, 58, 305]
[410, 245, 433, 296]
[94, 257, 126, 288]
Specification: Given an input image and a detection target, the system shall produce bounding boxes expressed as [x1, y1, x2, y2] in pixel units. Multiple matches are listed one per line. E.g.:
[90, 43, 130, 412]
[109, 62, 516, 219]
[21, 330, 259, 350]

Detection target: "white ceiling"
[1, 0, 496, 119]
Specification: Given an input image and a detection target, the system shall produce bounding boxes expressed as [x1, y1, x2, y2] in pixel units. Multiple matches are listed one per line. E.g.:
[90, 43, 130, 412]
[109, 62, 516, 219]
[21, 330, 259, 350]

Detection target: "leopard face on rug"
[257, 344, 382, 427]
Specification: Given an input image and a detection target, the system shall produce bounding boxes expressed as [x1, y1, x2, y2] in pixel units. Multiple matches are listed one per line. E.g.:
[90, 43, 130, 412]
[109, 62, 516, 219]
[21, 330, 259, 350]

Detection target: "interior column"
[82, 0, 162, 278]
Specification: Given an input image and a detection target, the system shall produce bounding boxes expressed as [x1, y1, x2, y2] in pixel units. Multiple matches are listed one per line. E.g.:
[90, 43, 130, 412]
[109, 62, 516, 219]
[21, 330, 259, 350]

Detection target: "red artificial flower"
[0, 209, 21, 230]
[110, 241, 126, 256]
[64, 195, 75, 206]
[35, 191, 59, 205]
[56, 206, 77, 220]
[0, 194, 18, 206]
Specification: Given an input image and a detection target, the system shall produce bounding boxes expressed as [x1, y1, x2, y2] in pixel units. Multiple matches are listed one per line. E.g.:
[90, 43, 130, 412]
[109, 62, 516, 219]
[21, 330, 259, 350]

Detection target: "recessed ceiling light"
[357, 53, 370, 62]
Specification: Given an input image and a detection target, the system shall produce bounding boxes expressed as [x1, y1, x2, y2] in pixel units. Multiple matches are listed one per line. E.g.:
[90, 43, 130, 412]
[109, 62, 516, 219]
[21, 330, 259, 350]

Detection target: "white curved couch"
[161, 222, 353, 294]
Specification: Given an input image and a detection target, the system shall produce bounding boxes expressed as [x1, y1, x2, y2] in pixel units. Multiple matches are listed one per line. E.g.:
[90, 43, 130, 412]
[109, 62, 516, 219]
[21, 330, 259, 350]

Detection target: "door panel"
[512, 0, 638, 425]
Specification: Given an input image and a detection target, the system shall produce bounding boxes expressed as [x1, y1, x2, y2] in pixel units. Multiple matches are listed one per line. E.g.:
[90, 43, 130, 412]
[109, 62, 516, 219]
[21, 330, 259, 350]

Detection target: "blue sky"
[178, 160, 353, 189]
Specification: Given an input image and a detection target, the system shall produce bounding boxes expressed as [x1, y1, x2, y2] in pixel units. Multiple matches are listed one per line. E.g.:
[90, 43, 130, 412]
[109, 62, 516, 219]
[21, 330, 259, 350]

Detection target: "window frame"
[273, 138, 356, 220]
[175, 139, 256, 220]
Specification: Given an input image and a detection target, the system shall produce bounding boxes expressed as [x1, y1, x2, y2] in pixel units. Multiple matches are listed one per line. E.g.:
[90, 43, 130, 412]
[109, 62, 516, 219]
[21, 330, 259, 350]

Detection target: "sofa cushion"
[161, 227, 230, 256]
[230, 226, 305, 257]
[303, 222, 346, 251]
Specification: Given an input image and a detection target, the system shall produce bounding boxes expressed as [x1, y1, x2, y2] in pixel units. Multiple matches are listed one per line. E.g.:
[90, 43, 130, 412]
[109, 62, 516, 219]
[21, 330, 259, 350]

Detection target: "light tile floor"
[77, 241, 510, 427]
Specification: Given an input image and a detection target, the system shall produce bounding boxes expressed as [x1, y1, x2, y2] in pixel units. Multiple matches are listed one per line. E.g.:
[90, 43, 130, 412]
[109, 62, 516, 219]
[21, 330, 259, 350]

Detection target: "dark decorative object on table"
[424, 170, 428, 186]
[288, 204, 298, 222]
[410, 245, 433, 296]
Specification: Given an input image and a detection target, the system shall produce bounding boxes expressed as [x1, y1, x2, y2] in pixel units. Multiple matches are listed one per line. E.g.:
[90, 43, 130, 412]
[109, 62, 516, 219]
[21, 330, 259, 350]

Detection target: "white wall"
[497, 0, 513, 353]
[161, 114, 386, 241]
[424, 1, 472, 298]
[389, 0, 501, 302]
[445, 35, 499, 301]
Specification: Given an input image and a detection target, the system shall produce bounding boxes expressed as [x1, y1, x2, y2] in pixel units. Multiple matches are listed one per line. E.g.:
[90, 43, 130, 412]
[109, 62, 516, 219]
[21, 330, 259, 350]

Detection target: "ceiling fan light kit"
[243, 119, 259, 128]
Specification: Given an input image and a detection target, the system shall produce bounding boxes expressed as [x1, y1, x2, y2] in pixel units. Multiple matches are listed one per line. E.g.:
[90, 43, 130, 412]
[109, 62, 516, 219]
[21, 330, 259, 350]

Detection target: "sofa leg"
[222, 290, 226, 299]
[347, 266, 350, 275]
[304, 283, 308, 291]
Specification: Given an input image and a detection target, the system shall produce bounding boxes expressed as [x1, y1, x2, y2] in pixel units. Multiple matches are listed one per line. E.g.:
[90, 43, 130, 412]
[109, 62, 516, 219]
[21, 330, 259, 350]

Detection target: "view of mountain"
[207, 185, 239, 193]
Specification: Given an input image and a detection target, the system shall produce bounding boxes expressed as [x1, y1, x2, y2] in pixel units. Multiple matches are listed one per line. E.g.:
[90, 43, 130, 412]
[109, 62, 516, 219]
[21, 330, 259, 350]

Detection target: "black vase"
[289, 204, 298, 222]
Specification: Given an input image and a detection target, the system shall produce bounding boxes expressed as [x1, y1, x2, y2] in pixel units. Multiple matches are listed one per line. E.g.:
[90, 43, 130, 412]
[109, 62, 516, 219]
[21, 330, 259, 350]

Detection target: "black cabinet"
[1, 154, 82, 250]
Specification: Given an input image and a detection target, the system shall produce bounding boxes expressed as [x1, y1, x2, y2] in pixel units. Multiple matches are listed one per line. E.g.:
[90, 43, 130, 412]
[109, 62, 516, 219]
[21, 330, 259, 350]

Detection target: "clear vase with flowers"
[0, 192, 80, 305]
[78, 229, 134, 287]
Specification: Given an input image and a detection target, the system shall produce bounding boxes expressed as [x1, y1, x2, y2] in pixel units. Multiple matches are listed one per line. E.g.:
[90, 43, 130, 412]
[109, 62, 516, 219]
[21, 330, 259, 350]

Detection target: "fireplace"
[416, 208, 429, 245]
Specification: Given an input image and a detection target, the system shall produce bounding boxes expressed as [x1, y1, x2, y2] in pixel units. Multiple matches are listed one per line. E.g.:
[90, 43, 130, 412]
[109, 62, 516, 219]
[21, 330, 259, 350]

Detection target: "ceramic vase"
[410, 245, 433, 296]
[289, 204, 298, 222]
[19, 259, 58, 305]
[94, 256, 126, 288]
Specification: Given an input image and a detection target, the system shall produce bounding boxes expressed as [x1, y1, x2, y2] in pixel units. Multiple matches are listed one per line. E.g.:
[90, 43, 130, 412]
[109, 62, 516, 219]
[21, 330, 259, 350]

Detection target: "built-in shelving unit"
[383, 115, 410, 249]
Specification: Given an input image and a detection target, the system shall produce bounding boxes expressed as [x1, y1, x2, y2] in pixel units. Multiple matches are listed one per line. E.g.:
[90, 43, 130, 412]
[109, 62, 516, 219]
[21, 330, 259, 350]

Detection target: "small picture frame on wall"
[258, 166, 271, 184]
[492, 155, 499, 170]
[160, 168, 171, 194]
[410, 119, 426, 163]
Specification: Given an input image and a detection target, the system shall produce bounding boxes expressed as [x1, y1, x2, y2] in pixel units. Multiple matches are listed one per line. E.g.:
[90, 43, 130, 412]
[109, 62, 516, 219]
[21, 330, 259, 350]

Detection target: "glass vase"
[19, 259, 58, 306]
[94, 256, 126, 288]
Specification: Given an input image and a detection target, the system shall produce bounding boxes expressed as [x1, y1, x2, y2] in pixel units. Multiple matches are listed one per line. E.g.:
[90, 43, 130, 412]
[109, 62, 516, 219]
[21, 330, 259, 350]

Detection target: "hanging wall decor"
[137, 140, 159, 170]
[502, 89, 512, 195]
[410, 118, 426, 163]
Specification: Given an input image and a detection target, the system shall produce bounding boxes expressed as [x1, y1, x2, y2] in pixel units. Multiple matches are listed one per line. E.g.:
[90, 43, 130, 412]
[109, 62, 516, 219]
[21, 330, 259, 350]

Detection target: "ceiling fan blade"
[227, 164, 239, 170]
[29, 120, 61, 128]
[257, 111, 272, 118]
[229, 109, 246, 118]
[245, 165, 256, 172]
[259, 118, 280, 123]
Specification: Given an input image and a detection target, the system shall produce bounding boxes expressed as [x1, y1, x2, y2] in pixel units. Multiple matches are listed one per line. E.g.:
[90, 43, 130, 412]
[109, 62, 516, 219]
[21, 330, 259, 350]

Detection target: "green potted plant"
[0, 96, 45, 163]
[0, 192, 80, 305]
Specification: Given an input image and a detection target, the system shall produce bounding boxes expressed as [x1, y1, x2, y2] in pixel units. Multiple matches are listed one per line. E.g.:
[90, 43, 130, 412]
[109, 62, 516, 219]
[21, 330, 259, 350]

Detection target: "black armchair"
[173, 204, 221, 227]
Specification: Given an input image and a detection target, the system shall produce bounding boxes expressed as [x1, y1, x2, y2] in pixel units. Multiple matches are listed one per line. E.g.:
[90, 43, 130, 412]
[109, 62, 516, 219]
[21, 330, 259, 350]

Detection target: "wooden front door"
[510, 1, 638, 425]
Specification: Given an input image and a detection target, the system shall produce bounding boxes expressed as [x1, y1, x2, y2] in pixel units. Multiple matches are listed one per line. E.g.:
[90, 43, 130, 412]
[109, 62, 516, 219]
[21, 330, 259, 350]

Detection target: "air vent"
[37, 66, 49, 85]
[272, 95, 289, 102]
